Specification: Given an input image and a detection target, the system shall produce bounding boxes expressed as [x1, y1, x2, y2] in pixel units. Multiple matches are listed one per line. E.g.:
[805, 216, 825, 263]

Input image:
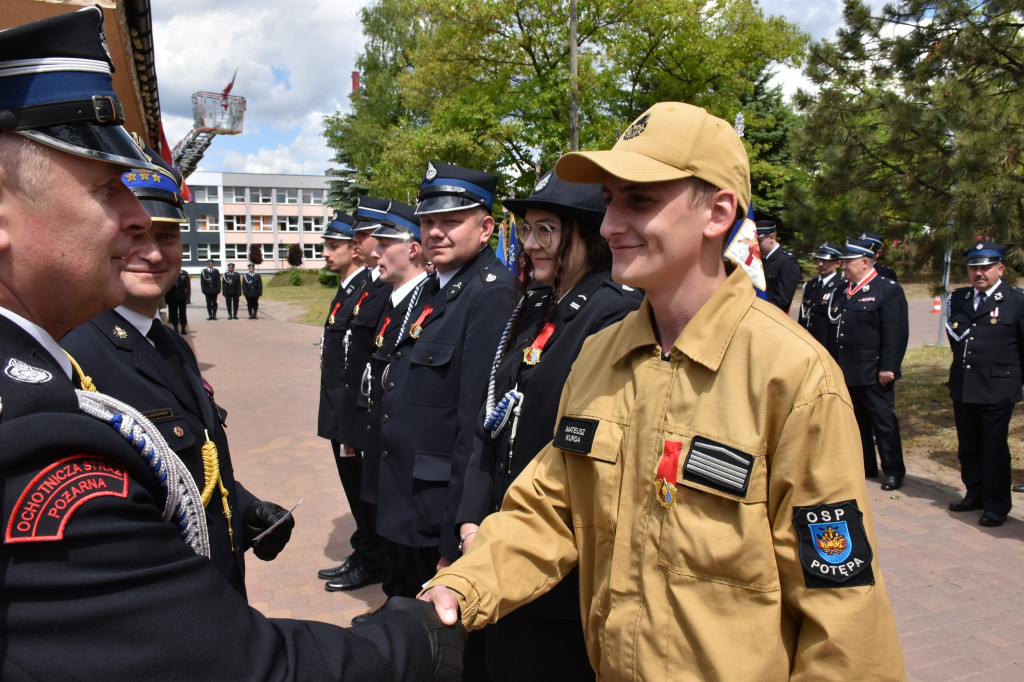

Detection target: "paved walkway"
[183, 297, 1023, 681]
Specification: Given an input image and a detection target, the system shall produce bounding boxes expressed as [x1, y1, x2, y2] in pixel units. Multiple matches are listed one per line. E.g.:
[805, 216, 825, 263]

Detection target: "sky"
[152, 0, 880, 177]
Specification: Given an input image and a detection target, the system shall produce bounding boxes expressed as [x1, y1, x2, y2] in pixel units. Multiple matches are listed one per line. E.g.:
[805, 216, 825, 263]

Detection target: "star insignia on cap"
[125, 172, 138, 182]
[425, 162, 437, 181]
[113, 326, 127, 339]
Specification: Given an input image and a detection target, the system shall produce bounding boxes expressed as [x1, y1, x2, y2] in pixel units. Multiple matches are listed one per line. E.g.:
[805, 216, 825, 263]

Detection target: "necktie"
[975, 291, 986, 311]
[148, 320, 186, 378]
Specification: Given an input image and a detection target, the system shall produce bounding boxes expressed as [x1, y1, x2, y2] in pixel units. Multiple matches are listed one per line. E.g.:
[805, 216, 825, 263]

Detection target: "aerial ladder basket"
[172, 91, 246, 178]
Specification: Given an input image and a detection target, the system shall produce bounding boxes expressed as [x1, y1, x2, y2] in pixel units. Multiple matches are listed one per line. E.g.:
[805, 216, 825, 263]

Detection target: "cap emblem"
[976, 243, 984, 251]
[534, 172, 551, 193]
[425, 162, 437, 181]
[622, 112, 650, 141]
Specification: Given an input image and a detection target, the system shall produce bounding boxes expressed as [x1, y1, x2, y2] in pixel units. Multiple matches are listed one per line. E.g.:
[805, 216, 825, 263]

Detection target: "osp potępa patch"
[792, 499, 874, 588]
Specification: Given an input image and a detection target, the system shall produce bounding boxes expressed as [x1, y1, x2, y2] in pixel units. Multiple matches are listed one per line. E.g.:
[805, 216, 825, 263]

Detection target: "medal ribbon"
[523, 322, 556, 363]
[846, 268, 877, 297]
[328, 301, 341, 323]
[353, 291, 369, 316]
[375, 316, 392, 347]
[658, 441, 682, 484]
[411, 305, 434, 337]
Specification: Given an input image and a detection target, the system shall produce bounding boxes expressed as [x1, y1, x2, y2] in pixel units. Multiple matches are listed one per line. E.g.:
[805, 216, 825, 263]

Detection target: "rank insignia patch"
[793, 500, 874, 588]
[682, 436, 753, 497]
[4, 358, 52, 384]
[6, 455, 128, 544]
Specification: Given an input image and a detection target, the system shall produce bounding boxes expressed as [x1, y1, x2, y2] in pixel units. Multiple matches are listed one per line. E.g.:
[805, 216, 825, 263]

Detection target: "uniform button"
[382, 415, 389, 423]
[388, 382, 395, 390]
[344, 383, 349, 389]
[365, 424, 371, 432]
[395, 351, 402, 359]
[427, 356, 434, 364]
[381, 450, 388, 460]
[966, 364, 972, 369]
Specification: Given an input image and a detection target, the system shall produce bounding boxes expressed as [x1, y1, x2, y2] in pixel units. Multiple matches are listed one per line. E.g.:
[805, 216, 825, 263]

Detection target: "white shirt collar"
[115, 306, 159, 345]
[820, 272, 836, 286]
[0, 306, 73, 379]
[370, 266, 381, 282]
[341, 267, 366, 289]
[390, 272, 428, 307]
[763, 244, 780, 260]
[978, 279, 1003, 297]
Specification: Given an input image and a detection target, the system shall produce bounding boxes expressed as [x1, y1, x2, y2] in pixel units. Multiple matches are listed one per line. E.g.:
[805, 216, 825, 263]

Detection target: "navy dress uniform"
[828, 238, 909, 488]
[377, 162, 516, 596]
[756, 220, 801, 313]
[164, 270, 191, 334]
[222, 262, 242, 319]
[799, 241, 844, 346]
[200, 260, 221, 319]
[0, 9, 462, 680]
[946, 242, 1024, 526]
[860, 231, 899, 282]
[242, 264, 263, 319]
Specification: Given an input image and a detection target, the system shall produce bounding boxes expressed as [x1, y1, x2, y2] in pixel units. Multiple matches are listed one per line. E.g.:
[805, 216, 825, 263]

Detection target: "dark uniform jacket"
[947, 282, 1024, 404]
[243, 271, 263, 298]
[222, 269, 242, 297]
[318, 269, 371, 441]
[377, 247, 515, 558]
[200, 266, 221, 295]
[62, 310, 255, 596]
[763, 245, 801, 312]
[336, 276, 393, 451]
[875, 262, 898, 282]
[164, 271, 191, 304]
[0, 315, 435, 681]
[800, 273, 844, 346]
[827, 273, 909, 386]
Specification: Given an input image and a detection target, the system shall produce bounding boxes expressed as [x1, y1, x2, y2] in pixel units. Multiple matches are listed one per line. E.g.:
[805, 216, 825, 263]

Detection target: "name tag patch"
[682, 436, 753, 497]
[6, 455, 129, 544]
[793, 500, 874, 588]
[554, 417, 598, 454]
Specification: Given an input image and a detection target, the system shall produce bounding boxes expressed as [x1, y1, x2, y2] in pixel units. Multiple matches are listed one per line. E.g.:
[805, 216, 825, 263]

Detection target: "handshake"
[357, 597, 467, 682]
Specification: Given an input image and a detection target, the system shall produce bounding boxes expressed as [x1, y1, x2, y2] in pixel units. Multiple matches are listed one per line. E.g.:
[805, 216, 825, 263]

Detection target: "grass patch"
[263, 269, 337, 324]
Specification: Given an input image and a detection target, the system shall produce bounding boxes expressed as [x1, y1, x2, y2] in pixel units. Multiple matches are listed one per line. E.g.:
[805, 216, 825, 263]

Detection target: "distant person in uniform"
[243, 262, 263, 319]
[829, 238, 909, 490]
[165, 267, 191, 334]
[200, 259, 221, 319]
[0, 8, 464, 680]
[454, 170, 642, 682]
[756, 220, 800, 312]
[63, 141, 294, 596]
[799, 241, 844, 346]
[946, 242, 1024, 527]
[221, 262, 242, 319]
[859, 231, 898, 281]
[420, 102, 905, 680]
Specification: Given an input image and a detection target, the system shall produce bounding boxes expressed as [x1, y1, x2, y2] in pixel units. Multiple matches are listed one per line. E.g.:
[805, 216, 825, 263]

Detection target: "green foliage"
[318, 268, 340, 288]
[288, 268, 304, 286]
[287, 244, 303, 268]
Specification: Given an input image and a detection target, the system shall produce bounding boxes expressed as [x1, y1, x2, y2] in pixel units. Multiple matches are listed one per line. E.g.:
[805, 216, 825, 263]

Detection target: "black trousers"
[224, 295, 240, 317]
[954, 401, 1015, 516]
[166, 300, 188, 332]
[848, 382, 905, 478]
[204, 293, 219, 318]
[245, 296, 260, 318]
[331, 441, 387, 572]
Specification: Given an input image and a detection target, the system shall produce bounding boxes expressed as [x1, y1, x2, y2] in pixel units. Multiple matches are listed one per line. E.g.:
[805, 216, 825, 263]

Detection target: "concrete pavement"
[184, 296, 1023, 681]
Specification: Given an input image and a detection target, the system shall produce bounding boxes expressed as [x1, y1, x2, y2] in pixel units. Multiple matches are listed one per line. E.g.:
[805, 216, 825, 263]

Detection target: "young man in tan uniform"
[421, 102, 905, 680]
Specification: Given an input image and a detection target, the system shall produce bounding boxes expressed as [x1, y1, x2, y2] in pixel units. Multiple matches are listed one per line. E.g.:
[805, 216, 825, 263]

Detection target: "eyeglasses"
[518, 221, 561, 248]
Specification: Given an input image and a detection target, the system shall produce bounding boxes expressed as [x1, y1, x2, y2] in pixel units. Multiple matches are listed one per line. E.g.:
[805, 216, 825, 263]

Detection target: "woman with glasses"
[452, 170, 642, 681]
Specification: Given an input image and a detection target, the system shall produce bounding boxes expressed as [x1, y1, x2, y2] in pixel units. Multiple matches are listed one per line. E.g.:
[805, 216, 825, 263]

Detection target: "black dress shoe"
[949, 497, 983, 512]
[979, 511, 1007, 527]
[881, 475, 903, 491]
[318, 556, 358, 580]
[351, 604, 385, 625]
[1013, 484, 1024, 493]
[325, 563, 385, 592]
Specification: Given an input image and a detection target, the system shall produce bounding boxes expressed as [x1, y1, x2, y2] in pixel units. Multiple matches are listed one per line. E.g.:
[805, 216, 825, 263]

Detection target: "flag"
[722, 202, 767, 300]
[221, 68, 238, 111]
[506, 214, 521, 279]
[496, 219, 507, 266]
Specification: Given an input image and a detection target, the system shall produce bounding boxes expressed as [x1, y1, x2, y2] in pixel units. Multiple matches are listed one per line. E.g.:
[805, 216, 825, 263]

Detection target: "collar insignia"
[995, 292, 1004, 301]
[114, 326, 128, 339]
[5, 358, 53, 384]
[486, 273, 496, 282]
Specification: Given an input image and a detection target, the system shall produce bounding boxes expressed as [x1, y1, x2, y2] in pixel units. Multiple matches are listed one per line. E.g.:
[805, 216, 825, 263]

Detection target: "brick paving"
[185, 296, 1023, 680]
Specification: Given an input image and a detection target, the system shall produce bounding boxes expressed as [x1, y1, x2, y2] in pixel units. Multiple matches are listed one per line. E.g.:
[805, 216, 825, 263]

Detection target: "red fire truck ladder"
[171, 91, 246, 178]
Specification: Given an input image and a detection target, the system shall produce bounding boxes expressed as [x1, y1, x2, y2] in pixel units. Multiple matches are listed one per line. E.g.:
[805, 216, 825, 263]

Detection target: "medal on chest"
[653, 440, 683, 509]
[352, 291, 369, 317]
[328, 301, 341, 325]
[410, 305, 434, 339]
[522, 322, 556, 366]
[375, 316, 392, 347]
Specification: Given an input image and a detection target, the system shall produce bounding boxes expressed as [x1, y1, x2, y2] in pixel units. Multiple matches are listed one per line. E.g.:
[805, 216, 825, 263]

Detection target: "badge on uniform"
[114, 326, 128, 339]
[486, 273, 497, 283]
[553, 416, 598, 454]
[995, 291, 1004, 302]
[793, 500, 874, 588]
[654, 441, 682, 508]
[4, 358, 52, 384]
[410, 305, 434, 339]
[682, 436, 753, 497]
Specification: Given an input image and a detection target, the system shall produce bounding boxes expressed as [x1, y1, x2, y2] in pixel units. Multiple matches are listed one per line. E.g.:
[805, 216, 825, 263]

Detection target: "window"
[251, 215, 273, 232]
[301, 188, 325, 205]
[278, 244, 292, 259]
[262, 243, 275, 259]
[302, 215, 324, 232]
[303, 243, 324, 259]
[277, 215, 299, 232]
[224, 215, 247, 231]
[224, 186, 247, 203]
[181, 244, 191, 260]
[224, 244, 248, 259]
[192, 186, 219, 202]
[179, 220, 190, 232]
[196, 244, 212, 261]
[276, 188, 298, 204]
[251, 187, 273, 204]
[196, 214, 219, 232]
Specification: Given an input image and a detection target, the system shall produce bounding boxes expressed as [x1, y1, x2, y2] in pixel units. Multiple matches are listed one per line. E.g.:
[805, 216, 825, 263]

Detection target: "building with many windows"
[182, 171, 335, 273]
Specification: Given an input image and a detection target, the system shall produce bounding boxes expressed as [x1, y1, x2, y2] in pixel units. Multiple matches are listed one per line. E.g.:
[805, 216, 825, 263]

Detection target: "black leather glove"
[243, 501, 294, 561]
[379, 597, 466, 682]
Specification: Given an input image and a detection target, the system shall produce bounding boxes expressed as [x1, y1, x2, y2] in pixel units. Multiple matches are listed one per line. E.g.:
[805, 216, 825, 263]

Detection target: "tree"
[248, 243, 263, 266]
[287, 244, 303, 268]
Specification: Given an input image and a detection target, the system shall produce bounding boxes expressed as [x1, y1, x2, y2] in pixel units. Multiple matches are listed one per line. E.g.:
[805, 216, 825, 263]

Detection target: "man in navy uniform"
[946, 242, 1024, 526]
[860, 231, 899, 281]
[0, 9, 463, 680]
[165, 268, 191, 334]
[242, 262, 263, 319]
[756, 220, 801, 313]
[377, 162, 516, 597]
[63, 142, 294, 596]
[799, 241, 843, 346]
[830, 238, 909, 490]
[222, 261, 242, 319]
[200, 258, 221, 319]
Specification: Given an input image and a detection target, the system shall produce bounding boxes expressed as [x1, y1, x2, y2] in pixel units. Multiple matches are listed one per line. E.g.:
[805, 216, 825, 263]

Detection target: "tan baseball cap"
[555, 102, 751, 215]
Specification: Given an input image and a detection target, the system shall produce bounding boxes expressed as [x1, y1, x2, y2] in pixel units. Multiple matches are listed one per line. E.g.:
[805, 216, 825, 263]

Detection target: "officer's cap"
[815, 241, 843, 261]
[840, 238, 876, 259]
[858, 232, 885, 252]
[965, 241, 1006, 267]
[370, 200, 421, 242]
[121, 138, 187, 223]
[354, 196, 391, 231]
[247, 263, 255, 268]
[416, 161, 498, 215]
[323, 211, 356, 241]
[227, 262, 235, 268]
[754, 220, 777, 237]
[502, 169, 606, 232]
[0, 7, 154, 170]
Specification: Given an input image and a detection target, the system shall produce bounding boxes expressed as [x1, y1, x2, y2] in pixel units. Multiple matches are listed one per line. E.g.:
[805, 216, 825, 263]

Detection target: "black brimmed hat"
[502, 169, 606, 231]
[370, 200, 421, 242]
[323, 212, 356, 241]
[858, 232, 885, 254]
[121, 138, 187, 223]
[354, 196, 391, 231]
[754, 220, 777, 237]
[416, 161, 498, 215]
[840, 238, 876, 259]
[816, 242, 843, 261]
[0, 7, 154, 170]
[965, 241, 1006, 267]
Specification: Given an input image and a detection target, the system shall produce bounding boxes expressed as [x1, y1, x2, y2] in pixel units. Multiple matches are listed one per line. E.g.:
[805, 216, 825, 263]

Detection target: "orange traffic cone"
[931, 295, 942, 313]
